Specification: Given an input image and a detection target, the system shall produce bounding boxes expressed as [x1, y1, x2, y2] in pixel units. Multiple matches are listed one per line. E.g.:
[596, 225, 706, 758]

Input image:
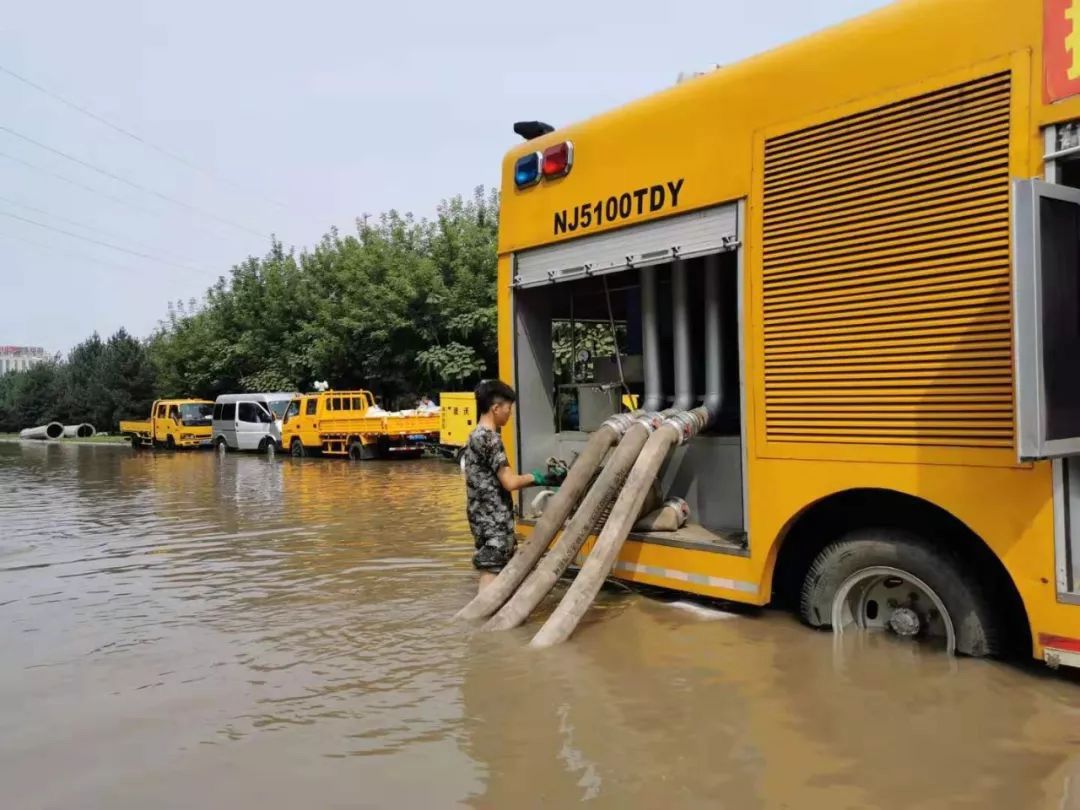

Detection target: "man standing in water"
[463, 380, 564, 593]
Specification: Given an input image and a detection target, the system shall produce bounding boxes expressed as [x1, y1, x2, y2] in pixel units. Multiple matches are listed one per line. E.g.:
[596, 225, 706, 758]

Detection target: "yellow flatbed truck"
[497, 0, 1080, 668]
[281, 389, 440, 459]
[120, 399, 214, 449]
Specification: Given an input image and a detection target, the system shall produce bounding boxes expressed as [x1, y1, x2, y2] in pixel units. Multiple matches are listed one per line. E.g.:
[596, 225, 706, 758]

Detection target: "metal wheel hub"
[887, 606, 921, 638]
[830, 565, 956, 654]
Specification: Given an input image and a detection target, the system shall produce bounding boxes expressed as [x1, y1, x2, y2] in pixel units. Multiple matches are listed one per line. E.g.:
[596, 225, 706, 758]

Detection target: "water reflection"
[0, 442, 1078, 809]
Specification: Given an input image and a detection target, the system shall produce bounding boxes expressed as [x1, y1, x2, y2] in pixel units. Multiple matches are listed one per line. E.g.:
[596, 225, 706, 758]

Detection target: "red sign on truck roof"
[1046, 0, 1080, 102]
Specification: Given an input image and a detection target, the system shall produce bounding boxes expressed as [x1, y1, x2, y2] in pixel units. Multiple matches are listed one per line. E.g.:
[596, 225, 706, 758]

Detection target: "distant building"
[0, 346, 48, 375]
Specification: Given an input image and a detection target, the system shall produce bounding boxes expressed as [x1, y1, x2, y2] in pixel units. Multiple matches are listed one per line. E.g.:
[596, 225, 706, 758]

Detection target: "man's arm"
[497, 465, 538, 493]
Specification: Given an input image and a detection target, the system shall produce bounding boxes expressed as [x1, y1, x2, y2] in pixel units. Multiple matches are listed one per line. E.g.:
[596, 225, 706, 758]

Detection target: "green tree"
[58, 332, 107, 426]
[149, 187, 500, 407]
[100, 328, 156, 429]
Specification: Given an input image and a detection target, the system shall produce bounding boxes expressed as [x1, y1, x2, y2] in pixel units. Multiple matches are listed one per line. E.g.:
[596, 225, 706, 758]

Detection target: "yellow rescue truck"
[497, 0, 1080, 667]
[120, 399, 214, 449]
[281, 389, 440, 459]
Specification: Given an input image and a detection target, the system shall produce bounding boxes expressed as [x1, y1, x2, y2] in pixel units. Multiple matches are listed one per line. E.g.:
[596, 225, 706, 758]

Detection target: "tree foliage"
[149, 187, 499, 406]
[0, 329, 155, 432]
[0, 187, 501, 430]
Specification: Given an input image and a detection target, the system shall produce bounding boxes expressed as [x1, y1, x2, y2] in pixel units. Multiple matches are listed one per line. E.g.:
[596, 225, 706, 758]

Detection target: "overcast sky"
[0, 0, 890, 354]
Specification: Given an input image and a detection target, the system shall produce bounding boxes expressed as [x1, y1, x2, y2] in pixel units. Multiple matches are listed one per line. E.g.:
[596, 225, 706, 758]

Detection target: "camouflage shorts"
[472, 534, 517, 572]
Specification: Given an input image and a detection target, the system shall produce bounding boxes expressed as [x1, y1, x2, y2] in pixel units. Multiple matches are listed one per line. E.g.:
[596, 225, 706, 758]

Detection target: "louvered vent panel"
[761, 72, 1013, 448]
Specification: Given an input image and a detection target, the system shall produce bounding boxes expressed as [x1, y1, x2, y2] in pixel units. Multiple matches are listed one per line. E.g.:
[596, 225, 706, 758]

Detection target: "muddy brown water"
[2, 442, 1080, 809]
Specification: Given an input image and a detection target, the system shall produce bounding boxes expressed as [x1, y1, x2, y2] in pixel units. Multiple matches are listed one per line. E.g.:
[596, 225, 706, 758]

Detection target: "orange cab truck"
[120, 399, 214, 449]
[497, 0, 1080, 668]
[280, 390, 440, 459]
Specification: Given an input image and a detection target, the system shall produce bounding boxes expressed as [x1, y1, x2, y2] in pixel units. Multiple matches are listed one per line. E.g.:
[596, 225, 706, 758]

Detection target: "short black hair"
[475, 379, 516, 415]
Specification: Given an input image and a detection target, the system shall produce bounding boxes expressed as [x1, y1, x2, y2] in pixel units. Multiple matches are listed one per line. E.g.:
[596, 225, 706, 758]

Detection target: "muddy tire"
[130, 436, 142, 450]
[165, 435, 176, 450]
[290, 439, 306, 458]
[799, 529, 999, 657]
[216, 437, 229, 454]
[348, 440, 365, 461]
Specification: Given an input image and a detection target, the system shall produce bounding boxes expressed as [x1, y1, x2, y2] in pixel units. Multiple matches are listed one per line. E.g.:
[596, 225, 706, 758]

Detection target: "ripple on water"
[1, 443, 1080, 809]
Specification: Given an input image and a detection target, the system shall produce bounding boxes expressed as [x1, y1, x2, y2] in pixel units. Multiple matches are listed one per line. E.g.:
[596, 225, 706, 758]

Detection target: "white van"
[212, 392, 297, 452]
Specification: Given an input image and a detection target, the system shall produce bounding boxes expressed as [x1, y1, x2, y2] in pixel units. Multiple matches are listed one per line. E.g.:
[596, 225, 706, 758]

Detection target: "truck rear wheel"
[348, 440, 366, 461]
[290, 439, 306, 458]
[130, 436, 142, 450]
[799, 528, 999, 657]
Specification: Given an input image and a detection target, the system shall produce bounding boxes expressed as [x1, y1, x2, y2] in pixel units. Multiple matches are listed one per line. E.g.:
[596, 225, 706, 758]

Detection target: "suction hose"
[454, 413, 636, 621]
[530, 408, 709, 648]
[484, 414, 662, 632]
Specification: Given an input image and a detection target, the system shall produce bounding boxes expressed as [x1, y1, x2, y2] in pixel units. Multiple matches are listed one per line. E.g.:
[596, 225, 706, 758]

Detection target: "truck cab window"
[179, 403, 213, 425]
[284, 400, 301, 420]
[305, 398, 318, 416]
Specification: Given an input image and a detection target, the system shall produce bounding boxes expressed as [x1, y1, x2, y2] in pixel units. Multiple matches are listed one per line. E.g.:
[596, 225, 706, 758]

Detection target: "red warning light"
[542, 142, 573, 178]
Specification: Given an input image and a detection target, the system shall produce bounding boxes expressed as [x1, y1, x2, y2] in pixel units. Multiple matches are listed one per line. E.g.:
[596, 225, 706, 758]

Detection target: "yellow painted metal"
[497, 0, 1080, 662]
[438, 392, 476, 449]
[119, 398, 213, 448]
[279, 389, 439, 457]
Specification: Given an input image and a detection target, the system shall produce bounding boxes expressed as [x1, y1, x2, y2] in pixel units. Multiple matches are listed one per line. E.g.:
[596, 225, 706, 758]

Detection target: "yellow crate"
[439, 392, 476, 448]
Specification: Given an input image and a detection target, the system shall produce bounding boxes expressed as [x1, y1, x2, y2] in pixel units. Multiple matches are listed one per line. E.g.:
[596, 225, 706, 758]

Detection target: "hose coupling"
[662, 410, 707, 445]
[633, 412, 664, 433]
[601, 413, 636, 436]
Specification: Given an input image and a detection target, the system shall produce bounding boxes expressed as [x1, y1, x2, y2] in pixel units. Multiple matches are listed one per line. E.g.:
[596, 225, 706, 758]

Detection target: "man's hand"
[530, 458, 568, 487]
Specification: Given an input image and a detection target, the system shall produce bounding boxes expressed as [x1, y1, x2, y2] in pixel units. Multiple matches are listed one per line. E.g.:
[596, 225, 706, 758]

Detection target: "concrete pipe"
[484, 415, 659, 632]
[19, 422, 64, 440]
[530, 408, 709, 648]
[62, 424, 96, 439]
[454, 413, 635, 622]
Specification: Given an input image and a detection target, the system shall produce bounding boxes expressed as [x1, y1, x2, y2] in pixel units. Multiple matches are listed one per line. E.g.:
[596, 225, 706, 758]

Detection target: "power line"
[0, 150, 236, 246]
[0, 63, 289, 210]
[0, 209, 202, 271]
[0, 192, 197, 265]
[0, 229, 143, 277]
[0, 123, 269, 239]
[0, 149, 160, 216]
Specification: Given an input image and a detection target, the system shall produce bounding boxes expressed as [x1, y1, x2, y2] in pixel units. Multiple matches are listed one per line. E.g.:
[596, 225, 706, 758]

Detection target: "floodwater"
[2, 443, 1080, 809]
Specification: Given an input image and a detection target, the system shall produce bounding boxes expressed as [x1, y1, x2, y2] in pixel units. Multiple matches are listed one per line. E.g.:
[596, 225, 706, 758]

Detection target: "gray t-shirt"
[463, 425, 515, 546]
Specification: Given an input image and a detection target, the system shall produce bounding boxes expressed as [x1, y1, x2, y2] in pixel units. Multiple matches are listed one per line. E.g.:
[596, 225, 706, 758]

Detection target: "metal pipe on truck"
[702, 253, 726, 424]
[19, 422, 64, 440]
[530, 408, 709, 648]
[671, 260, 696, 412]
[641, 265, 665, 412]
